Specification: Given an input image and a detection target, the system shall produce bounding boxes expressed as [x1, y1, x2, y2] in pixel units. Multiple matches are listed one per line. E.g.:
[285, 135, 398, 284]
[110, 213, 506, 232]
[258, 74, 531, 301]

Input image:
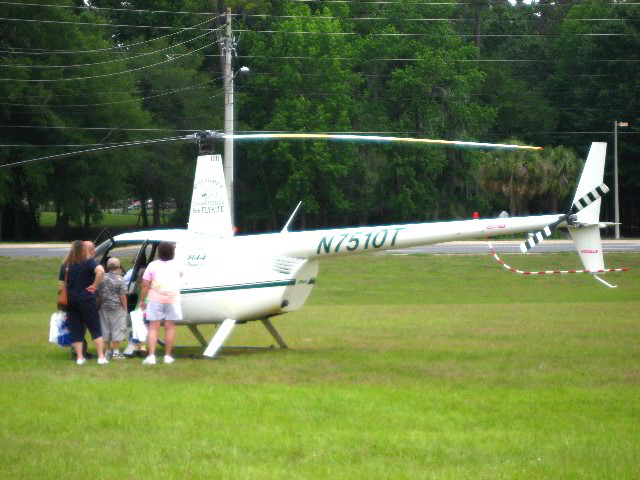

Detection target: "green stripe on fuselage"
[181, 279, 296, 295]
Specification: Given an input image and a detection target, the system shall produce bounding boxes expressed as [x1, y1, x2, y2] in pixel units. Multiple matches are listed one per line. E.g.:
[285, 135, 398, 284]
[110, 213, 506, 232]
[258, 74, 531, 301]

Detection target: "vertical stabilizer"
[568, 142, 607, 272]
[572, 142, 607, 225]
[188, 154, 233, 237]
[569, 225, 605, 271]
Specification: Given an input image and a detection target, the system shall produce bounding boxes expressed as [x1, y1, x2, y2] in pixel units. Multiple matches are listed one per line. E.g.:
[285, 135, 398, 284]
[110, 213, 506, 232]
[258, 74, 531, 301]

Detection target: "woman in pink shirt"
[140, 242, 183, 365]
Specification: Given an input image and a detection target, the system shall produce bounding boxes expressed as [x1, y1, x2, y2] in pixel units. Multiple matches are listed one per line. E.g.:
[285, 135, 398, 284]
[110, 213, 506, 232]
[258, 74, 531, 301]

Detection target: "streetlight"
[614, 120, 628, 239]
[224, 65, 249, 229]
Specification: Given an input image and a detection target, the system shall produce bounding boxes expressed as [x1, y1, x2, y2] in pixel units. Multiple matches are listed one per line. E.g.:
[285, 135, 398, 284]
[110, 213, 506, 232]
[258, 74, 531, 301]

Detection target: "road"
[383, 240, 640, 255]
[1, 240, 638, 257]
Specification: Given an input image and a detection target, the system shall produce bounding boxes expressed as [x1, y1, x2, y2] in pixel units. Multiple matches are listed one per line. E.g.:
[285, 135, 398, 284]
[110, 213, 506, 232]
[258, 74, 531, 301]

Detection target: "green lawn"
[0, 253, 638, 479]
[39, 211, 174, 228]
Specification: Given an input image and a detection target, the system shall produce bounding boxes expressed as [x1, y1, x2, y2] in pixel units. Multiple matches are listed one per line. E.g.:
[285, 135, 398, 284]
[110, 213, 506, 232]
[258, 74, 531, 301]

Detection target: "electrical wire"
[2, 126, 634, 138]
[234, 28, 632, 37]
[1, 125, 197, 131]
[0, 31, 212, 69]
[0, 16, 218, 32]
[0, 42, 215, 82]
[1, 16, 222, 55]
[234, 13, 635, 21]
[232, 54, 639, 63]
[0, 136, 188, 169]
[5, 1, 633, 21]
[0, 2, 221, 16]
[0, 77, 221, 107]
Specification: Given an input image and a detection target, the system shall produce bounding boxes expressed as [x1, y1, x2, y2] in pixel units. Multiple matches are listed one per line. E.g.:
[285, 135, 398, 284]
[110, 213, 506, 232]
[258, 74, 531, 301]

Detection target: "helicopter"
[83, 136, 618, 358]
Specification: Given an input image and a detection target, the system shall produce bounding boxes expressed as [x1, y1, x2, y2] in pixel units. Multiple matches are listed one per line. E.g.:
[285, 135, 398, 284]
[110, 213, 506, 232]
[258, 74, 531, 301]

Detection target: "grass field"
[0, 252, 639, 479]
[39, 211, 175, 228]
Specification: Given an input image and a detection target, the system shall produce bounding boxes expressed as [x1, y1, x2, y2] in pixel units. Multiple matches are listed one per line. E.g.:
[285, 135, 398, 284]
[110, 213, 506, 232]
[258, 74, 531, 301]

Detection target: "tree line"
[0, 0, 638, 240]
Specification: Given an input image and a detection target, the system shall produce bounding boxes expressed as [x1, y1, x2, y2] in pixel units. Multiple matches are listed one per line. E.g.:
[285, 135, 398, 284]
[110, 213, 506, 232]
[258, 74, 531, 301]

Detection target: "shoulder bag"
[57, 266, 69, 311]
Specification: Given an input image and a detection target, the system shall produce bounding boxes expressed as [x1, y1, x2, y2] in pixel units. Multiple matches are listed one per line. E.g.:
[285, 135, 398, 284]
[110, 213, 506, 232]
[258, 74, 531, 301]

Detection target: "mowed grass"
[39, 211, 168, 227]
[0, 252, 639, 479]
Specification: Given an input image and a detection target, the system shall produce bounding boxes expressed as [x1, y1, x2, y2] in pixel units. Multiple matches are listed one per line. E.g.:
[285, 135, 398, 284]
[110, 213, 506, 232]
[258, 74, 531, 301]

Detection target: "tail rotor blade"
[519, 183, 609, 254]
[571, 183, 609, 213]
[520, 225, 556, 253]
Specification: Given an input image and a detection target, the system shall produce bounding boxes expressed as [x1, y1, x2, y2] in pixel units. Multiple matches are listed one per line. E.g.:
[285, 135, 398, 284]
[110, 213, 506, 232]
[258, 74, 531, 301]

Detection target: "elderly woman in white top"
[139, 241, 183, 365]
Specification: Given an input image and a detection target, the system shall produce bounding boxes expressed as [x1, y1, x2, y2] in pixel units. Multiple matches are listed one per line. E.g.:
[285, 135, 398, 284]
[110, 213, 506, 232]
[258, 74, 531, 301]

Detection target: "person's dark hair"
[157, 241, 175, 261]
[63, 240, 88, 266]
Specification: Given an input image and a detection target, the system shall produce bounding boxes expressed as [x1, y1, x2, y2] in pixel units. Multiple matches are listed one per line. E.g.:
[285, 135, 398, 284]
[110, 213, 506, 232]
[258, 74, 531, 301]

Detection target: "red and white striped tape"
[487, 240, 629, 275]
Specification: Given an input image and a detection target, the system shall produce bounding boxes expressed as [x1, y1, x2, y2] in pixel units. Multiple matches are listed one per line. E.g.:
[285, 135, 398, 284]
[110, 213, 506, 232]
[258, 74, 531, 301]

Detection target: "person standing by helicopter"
[59, 240, 108, 365]
[139, 241, 183, 365]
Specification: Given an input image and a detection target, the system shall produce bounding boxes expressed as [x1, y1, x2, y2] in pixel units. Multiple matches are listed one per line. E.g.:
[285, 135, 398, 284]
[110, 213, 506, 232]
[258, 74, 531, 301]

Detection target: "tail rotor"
[519, 183, 609, 254]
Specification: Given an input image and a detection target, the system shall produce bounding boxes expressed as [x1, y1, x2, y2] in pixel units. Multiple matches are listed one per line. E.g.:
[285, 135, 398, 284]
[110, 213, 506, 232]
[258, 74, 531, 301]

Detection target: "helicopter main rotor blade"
[226, 133, 543, 151]
[0, 136, 187, 169]
[2, 131, 542, 169]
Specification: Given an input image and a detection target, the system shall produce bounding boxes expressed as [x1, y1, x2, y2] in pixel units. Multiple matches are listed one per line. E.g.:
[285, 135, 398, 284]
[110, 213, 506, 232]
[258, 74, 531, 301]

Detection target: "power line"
[0, 16, 218, 31]
[234, 13, 636, 22]
[0, 2, 220, 16]
[0, 16, 222, 55]
[1, 125, 196, 132]
[0, 42, 215, 82]
[232, 54, 639, 63]
[0, 77, 222, 107]
[0, 81, 213, 99]
[2, 126, 635, 136]
[0, 31, 211, 69]
[245, 71, 620, 80]
[234, 28, 633, 37]
[0, 136, 189, 169]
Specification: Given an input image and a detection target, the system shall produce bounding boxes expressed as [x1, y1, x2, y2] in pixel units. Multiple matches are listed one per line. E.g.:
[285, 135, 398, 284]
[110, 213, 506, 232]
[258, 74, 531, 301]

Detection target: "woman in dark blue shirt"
[58, 240, 107, 365]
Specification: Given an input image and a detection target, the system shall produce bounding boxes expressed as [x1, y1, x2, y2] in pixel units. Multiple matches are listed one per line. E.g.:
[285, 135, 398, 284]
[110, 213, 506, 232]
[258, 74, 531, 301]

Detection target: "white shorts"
[99, 308, 127, 342]
[146, 301, 182, 322]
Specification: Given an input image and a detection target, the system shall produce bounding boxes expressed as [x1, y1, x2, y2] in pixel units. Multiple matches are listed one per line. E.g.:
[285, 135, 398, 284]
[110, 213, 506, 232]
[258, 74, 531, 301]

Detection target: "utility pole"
[613, 120, 628, 240]
[222, 8, 235, 228]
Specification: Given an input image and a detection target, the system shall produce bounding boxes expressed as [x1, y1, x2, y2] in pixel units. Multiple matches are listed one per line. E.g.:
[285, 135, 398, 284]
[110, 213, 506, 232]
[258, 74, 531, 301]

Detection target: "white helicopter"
[88, 134, 619, 358]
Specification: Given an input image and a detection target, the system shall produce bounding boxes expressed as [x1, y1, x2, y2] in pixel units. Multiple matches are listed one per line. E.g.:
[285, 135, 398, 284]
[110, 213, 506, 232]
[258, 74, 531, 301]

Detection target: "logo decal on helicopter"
[191, 178, 226, 215]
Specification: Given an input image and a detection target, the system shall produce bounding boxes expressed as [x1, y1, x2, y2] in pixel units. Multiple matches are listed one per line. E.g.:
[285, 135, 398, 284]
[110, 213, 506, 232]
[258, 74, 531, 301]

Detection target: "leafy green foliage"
[0, 0, 638, 237]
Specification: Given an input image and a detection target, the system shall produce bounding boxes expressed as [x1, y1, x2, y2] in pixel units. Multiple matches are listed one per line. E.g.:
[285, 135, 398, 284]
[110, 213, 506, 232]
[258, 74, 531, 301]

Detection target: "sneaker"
[163, 355, 175, 364]
[105, 350, 113, 358]
[142, 355, 156, 365]
[97, 357, 109, 365]
[112, 351, 126, 360]
[76, 358, 86, 366]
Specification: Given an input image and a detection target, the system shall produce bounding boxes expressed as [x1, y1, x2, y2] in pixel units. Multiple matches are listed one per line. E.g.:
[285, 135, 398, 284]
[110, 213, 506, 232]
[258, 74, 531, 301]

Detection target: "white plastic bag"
[130, 309, 148, 342]
[49, 311, 72, 347]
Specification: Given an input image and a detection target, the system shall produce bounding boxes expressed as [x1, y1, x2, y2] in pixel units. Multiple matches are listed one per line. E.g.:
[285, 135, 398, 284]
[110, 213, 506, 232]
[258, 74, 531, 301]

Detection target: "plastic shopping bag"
[49, 311, 72, 347]
[130, 309, 148, 342]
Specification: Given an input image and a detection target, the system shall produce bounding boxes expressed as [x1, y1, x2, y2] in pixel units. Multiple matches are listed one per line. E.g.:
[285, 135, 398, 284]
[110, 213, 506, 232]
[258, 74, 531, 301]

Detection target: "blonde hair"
[63, 240, 88, 266]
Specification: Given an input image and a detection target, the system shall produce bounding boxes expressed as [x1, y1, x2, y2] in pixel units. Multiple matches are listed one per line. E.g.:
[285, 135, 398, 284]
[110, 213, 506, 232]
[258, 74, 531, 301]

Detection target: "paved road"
[1, 240, 638, 257]
[384, 240, 640, 255]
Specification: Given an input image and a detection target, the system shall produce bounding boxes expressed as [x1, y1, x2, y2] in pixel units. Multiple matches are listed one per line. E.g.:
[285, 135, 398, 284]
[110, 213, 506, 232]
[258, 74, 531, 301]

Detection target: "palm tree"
[476, 139, 540, 216]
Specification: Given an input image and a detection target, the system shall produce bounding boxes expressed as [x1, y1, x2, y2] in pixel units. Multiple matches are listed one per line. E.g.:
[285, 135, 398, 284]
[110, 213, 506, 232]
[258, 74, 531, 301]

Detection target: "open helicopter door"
[188, 154, 233, 237]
